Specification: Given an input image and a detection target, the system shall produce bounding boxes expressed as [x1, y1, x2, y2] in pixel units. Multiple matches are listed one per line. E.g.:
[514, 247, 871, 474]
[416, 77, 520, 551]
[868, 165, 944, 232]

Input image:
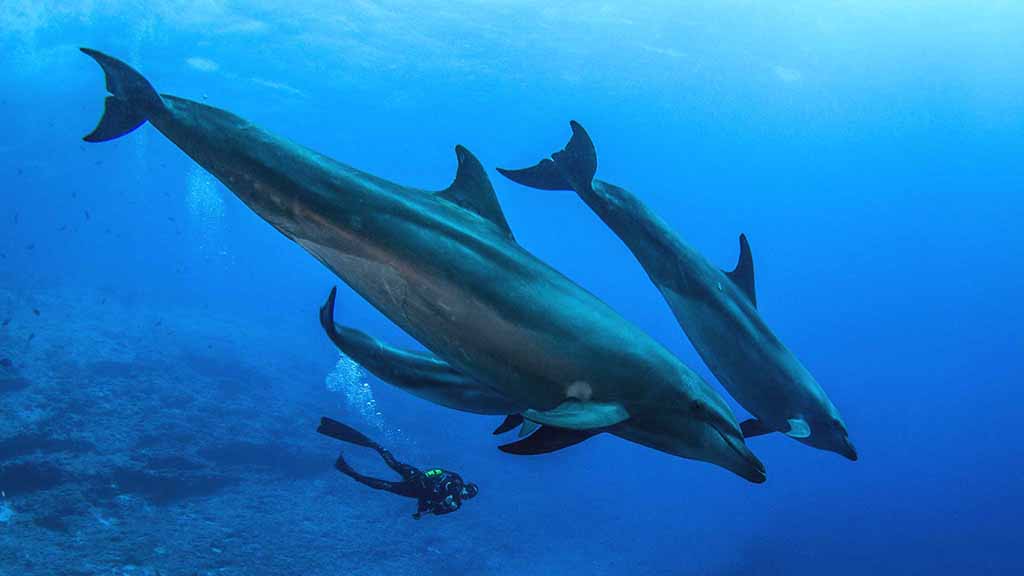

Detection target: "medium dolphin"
[498, 121, 856, 461]
[80, 49, 766, 482]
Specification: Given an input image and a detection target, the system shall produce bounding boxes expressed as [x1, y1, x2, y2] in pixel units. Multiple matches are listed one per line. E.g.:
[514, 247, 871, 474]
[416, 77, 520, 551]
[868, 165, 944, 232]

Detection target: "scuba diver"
[317, 417, 479, 519]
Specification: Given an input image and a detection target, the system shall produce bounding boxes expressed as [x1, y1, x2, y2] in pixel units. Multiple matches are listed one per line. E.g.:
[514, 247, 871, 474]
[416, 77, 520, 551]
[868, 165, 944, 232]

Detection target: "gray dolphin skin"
[80, 49, 766, 482]
[498, 121, 856, 461]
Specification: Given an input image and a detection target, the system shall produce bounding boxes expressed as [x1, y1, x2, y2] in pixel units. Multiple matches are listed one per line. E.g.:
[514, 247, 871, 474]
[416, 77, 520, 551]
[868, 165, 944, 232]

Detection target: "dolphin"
[80, 49, 766, 482]
[498, 121, 856, 461]
[318, 286, 769, 470]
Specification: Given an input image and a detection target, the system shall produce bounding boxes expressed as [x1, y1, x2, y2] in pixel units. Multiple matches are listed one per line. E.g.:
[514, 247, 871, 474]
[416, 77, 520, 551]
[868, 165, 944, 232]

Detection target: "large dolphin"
[498, 122, 856, 461]
[80, 49, 766, 482]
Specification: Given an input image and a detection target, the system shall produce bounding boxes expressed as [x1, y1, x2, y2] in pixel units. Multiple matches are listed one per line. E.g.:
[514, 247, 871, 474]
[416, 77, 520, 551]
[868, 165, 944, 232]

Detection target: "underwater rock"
[1, 357, 25, 392]
[0, 375, 30, 393]
[32, 512, 69, 533]
[0, 432, 95, 460]
[110, 467, 238, 505]
[0, 461, 66, 495]
[197, 442, 325, 479]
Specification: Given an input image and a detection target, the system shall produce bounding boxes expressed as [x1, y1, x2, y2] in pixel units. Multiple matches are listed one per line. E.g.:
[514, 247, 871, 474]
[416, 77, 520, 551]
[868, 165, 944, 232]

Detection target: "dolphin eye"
[689, 401, 705, 415]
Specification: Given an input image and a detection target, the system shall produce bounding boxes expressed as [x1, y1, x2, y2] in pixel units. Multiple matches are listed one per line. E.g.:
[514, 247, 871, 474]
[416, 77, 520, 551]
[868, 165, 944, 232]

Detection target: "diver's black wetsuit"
[334, 447, 467, 518]
[318, 417, 477, 519]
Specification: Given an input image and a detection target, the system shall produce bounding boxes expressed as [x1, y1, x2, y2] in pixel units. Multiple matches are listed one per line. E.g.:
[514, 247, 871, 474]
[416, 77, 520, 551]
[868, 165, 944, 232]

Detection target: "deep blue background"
[2, 2, 1021, 573]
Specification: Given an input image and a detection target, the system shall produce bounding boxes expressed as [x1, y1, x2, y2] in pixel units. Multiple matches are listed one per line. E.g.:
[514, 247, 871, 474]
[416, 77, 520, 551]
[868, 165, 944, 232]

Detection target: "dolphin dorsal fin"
[724, 233, 756, 307]
[438, 145, 516, 241]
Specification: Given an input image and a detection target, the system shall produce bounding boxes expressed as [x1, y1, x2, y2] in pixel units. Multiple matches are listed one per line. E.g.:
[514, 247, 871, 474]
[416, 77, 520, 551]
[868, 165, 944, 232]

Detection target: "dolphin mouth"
[840, 437, 859, 461]
[714, 425, 766, 483]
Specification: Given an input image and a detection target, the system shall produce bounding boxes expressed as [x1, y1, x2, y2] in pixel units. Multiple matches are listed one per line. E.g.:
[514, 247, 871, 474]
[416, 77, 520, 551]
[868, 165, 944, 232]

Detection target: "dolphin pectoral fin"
[740, 418, 773, 438]
[524, 400, 629, 430]
[438, 146, 516, 240]
[496, 159, 572, 191]
[518, 418, 541, 438]
[785, 418, 811, 439]
[723, 233, 757, 308]
[493, 414, 524, 435]
[498, 426, 601, 455]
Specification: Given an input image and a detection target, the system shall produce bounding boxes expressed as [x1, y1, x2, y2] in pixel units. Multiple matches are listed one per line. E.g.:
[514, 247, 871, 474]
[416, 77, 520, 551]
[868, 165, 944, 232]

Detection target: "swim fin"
[317, 417, 379, 449]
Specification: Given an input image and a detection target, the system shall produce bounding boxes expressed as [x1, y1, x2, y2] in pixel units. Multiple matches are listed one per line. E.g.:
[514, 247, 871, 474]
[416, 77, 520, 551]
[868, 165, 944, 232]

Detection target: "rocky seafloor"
[0, 286, 515, 576]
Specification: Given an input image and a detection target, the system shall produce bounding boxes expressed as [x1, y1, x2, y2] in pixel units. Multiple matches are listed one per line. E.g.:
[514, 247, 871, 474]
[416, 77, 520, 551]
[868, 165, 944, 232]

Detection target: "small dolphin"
[499, 122, 856, 461]
[80, 50, 765, 481]
[319, 287, 768, 480]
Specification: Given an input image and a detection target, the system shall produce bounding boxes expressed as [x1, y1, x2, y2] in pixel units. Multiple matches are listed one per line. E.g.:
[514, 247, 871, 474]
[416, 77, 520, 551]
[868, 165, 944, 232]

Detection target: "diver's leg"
[376, 448, 419, 481]
[334, 452, 400, 492]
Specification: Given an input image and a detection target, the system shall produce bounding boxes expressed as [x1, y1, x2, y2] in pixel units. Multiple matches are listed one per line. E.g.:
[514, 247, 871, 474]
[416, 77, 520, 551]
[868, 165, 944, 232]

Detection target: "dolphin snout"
[839, 437, 858, 461]
[715, 426, 767, 484]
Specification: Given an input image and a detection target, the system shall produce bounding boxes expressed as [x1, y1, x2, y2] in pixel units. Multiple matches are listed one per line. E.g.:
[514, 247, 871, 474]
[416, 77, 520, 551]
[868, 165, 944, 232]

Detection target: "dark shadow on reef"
[0, 461, 67, 495]
[107, 467, 240, 505]
[1, 361, 31, 393]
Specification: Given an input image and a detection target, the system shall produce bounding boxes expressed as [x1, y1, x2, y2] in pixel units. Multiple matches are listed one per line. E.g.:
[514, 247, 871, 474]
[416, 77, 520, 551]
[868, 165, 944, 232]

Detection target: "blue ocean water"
[1, 2, 1022, 574]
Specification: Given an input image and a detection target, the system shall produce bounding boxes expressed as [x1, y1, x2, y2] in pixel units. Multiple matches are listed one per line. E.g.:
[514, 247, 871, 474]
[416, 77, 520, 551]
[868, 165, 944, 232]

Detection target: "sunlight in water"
[325, 352, 396, 440]
[185, 164, 226, 256]
[0, 500, 13, 524]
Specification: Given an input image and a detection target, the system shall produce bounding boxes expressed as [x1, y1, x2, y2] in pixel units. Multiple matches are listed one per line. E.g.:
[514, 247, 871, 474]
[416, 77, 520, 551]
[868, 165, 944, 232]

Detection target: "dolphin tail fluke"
[496, 159, 571, 191]
[317, 417, 380, 449]
[497, 120, 598, 192]
[80, 48, 163, 142]
[551, 120, 598, 189]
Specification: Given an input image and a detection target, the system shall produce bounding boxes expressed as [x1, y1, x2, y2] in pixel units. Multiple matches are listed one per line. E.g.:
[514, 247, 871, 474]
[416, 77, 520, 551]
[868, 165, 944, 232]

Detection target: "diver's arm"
[431, 494, 462, 516]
